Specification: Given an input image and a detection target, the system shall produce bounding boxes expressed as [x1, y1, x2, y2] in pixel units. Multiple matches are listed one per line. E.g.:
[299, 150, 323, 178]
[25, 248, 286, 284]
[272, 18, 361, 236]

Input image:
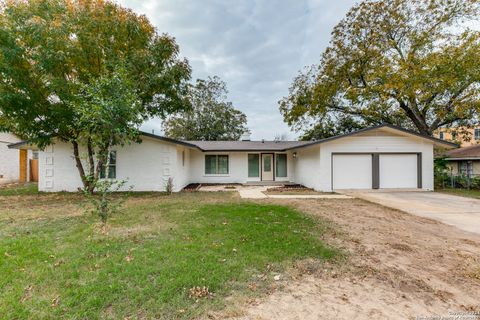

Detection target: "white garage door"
[379, 154, 417, 189]
[333, 154, 372, 189]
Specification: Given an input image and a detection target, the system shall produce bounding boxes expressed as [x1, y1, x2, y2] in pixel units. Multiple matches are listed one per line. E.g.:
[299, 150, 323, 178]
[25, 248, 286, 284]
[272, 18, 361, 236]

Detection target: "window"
[248, 154, 259, 177]
[100, 151, 116, 179]
[459, 161, 473, 177]
[451, 132, 457, 140]
[439, 132, 444, 140]
[263, 155, 272, 172]
[205, 155, 228, 174]
[182, 150, 185, 167]
[276, 154, 287, 177]
[475, 128, 480, 140]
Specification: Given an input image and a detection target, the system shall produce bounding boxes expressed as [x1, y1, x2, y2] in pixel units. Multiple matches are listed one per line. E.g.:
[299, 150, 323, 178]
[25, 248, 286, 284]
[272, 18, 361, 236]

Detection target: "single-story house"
[9, 124, 456, 192]
[0, 132, 37, 185]
[443, 144, 480, 176]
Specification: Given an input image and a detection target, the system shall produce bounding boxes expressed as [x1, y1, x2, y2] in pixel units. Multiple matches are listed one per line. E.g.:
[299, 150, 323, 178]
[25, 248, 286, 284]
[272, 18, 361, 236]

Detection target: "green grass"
[0, 183, 39, 196]
[0, 192, 337, 319]
[437, 188, 480, 199]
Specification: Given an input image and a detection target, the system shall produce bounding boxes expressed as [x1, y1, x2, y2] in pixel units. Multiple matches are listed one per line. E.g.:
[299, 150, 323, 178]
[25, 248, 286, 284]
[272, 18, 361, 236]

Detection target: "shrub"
[165, 177, 174, 195]
[84, 179, 130, 224]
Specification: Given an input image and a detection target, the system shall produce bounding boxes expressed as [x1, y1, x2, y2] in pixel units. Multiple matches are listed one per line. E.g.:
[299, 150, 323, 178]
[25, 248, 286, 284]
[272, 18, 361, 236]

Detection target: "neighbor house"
[1, 132, 37, 185]
[9, 124, 456, 192]
[434, 126, 480, 147]
[442, 145, 480, 177]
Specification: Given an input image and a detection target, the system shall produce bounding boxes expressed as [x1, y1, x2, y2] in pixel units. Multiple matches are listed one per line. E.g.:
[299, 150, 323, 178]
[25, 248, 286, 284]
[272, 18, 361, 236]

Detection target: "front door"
[261, 154, 274, 181]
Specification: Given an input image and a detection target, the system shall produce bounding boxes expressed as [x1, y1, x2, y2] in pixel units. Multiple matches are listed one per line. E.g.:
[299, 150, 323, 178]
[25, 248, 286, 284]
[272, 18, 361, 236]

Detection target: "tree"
[163, 76, 248, 140]
[300, 115, 364, 141]
[74, 70, 142, 193]
[280, 0, 480, 137]
[0, 0, 191, 192]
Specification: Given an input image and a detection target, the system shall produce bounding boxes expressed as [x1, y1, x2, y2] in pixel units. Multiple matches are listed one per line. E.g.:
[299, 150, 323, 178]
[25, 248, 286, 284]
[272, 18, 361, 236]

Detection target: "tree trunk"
[397, 101, 431, 136]
[86, 139, 96, 194]
[72, 140, 92, 193]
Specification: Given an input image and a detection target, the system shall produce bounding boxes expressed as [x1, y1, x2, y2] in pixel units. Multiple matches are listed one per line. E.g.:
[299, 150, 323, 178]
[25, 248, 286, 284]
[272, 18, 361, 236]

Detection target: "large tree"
[163, 76, 248, 140]
[0, 0, 191, 191]
[280, 0, 480, 137]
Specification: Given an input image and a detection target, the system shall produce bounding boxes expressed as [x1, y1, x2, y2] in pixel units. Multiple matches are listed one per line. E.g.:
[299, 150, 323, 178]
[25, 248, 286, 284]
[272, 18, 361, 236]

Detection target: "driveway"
[346, 191, 480, 235]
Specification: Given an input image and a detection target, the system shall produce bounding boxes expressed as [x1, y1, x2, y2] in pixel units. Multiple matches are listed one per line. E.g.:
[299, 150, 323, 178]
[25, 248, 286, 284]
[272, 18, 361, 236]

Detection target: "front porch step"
[244, 181, 296, 186]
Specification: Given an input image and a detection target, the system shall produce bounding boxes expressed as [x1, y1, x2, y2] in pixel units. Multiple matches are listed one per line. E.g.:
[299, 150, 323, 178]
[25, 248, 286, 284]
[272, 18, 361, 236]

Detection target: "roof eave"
[445, 157, 480, 161]
[198, 149, 291, 152]
[7, 141, 39, 150]
[139, 131, 203, 150]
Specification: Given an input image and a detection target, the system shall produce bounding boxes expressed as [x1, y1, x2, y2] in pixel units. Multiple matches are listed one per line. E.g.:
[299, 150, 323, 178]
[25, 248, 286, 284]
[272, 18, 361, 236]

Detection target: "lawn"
[0, 191, 337, 319]
[0, 183, 39, 196]
[437, 188, 480, 199]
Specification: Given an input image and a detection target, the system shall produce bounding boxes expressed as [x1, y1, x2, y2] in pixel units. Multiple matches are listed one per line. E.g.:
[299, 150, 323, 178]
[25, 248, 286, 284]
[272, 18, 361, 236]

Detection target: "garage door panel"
[379, 154, 417, 189]
[333, 154, 372, 189]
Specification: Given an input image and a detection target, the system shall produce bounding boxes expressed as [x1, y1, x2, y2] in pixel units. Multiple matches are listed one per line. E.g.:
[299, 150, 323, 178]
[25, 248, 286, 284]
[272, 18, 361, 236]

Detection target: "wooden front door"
[19, 150, 27, 183]
[30, 159, 39, 182]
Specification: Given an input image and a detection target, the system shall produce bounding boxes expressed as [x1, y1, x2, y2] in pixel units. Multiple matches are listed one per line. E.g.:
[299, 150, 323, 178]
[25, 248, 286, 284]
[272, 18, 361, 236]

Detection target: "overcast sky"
[118, 0, 358, 140]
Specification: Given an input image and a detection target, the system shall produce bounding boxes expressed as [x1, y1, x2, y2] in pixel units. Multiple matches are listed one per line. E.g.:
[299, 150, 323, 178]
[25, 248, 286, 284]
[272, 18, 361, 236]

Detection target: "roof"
[285, 123, 458, 151]
[185, 140, 311, 152]
[444, 144, 480, 160]
[9, 124, 457, 152]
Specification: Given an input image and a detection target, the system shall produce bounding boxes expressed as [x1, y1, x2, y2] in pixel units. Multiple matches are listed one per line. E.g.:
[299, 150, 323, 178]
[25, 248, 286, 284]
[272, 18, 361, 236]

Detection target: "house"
[0, 132, 37, 185]
[9, 124, 456, 192]
[434, 126, 480, 147]
[442, 145, 480, 177]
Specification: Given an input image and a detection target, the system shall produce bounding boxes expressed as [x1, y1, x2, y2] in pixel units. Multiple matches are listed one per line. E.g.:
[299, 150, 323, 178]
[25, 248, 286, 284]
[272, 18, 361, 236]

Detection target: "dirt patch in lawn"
[227, 198, 480, 320]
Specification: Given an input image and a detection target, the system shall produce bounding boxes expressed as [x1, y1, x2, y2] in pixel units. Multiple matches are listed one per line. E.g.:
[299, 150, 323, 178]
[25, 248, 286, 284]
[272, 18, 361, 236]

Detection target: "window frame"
[99, 151, 117, 179]
[204, 154, 229, 175]
[248, 153, 260, 178]
[275, 153, 288, 178]
[474, 128, 480, 140]
[459, 161, 474, 177]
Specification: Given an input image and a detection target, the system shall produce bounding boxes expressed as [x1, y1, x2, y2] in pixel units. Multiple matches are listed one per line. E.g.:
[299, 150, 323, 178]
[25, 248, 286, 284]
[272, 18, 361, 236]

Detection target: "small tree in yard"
[85, 179, 129, 225]
[76, 71, 139, 223]
[74, 70, 142, 193]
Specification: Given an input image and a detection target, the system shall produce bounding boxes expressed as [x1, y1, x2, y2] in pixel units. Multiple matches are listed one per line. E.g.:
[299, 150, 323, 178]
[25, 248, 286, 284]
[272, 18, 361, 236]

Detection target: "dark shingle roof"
[445, 145, 480, 159]
[185, 140, 311, 152]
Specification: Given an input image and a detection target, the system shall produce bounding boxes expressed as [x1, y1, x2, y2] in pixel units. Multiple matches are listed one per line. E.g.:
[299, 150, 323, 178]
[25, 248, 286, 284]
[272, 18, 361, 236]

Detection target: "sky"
[118, 0, 358, 140]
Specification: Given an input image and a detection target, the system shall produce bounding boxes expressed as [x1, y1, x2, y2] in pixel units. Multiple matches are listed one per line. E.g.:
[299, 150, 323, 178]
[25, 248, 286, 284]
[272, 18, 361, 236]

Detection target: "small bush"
[84, 179, 130, 224]
[165, 177, 174, 195]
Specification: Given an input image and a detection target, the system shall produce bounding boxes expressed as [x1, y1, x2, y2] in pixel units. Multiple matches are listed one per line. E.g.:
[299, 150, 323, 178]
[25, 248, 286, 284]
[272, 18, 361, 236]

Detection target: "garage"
[379, 154, 418, 189]
[332, 154, 372, 189]
[332, 153, 420, 190]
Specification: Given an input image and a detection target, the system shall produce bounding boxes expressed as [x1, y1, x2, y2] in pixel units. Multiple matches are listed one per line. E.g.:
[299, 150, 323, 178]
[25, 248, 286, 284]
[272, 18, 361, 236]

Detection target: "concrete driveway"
[346, 191, 480, 235]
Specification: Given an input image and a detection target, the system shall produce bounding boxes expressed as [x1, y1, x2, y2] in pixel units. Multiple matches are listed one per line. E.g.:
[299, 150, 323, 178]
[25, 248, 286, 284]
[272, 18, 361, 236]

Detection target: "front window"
[205, 155, 229, 174]
[275, 154, 287, 177]
[474, 128, 480, 140]
[439, 132, 444, 140]
[100, 151, 116, 179]
[248, 154, 260, 177]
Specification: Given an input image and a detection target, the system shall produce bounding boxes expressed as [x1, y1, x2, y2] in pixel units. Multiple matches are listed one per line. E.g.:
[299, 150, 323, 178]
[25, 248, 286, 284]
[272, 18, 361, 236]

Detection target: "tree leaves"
[280, 0, 480, 136]
[0, 0, 191, 146]
[163, 76, 248, 141]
